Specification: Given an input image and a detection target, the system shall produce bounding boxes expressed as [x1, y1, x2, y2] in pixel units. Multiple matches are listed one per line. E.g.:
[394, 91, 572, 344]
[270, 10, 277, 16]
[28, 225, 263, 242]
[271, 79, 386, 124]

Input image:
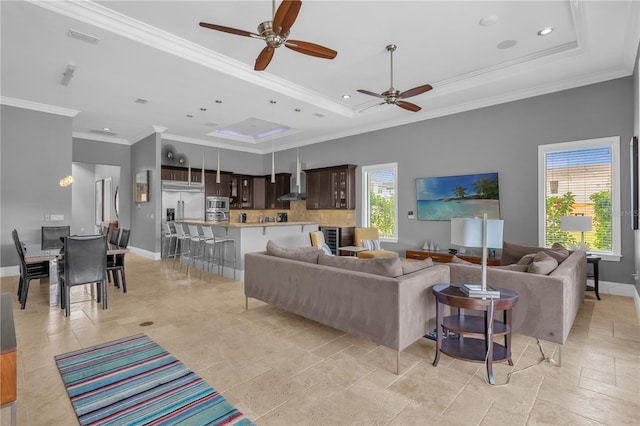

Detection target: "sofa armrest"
[448, 262, 576, 344]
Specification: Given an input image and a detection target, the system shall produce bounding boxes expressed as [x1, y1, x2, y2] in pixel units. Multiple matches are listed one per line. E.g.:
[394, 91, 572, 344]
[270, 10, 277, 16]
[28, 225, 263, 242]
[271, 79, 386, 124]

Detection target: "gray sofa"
[244, 243, 450, 374]
[448, 242, 586, 344]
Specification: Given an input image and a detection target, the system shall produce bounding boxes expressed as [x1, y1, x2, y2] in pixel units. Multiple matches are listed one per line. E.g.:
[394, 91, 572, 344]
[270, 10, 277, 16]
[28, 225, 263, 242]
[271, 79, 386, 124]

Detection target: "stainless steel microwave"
[206, 196, 229, 212]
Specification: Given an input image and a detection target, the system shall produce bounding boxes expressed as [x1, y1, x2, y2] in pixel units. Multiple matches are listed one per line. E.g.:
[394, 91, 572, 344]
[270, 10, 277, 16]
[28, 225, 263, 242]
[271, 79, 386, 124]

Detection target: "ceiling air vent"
[90, 128, 118, 136]
[67, 29, 100, 44]
[313, 113, 325, 118]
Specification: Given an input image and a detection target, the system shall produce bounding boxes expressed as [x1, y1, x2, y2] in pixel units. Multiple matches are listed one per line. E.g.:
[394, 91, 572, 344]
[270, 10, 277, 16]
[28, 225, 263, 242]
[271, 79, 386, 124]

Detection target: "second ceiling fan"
[358, 44, 433, 112]
[199, 0, 337, 71]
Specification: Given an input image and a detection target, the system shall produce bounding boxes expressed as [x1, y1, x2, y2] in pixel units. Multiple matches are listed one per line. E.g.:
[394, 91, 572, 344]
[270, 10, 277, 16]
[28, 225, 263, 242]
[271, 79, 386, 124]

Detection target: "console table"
[406, 249, 501, 266]
[432, 284, 518, 385]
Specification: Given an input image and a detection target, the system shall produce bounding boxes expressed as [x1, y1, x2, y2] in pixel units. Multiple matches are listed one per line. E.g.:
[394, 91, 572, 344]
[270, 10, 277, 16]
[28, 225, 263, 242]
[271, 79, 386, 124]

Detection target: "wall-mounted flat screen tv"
[416, 172, 500, 221]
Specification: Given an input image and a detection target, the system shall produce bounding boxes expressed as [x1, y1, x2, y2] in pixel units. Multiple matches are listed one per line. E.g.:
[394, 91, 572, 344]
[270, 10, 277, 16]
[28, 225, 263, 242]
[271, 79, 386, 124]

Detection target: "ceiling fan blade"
[273, 0, 302, 35]
[396, 100, 422, 112]
[255, 46, 275, 71]
[359, 102, 386, 113]
[357, 89, 384, 99]
[199, 22, 261, 38]
[284, 40, 337, 59]
[399, 84, 433, 99]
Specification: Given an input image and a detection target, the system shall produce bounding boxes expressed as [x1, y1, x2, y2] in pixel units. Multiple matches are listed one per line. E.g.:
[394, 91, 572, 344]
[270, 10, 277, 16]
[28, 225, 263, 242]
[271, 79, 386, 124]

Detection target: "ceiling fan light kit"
[199, 0, 336, 71]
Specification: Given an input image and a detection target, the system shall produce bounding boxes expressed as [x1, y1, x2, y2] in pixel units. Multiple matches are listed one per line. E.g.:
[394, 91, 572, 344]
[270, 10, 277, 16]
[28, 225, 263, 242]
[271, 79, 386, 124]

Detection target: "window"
[362, 163, 398, 242]
[538, 137, 621, 260]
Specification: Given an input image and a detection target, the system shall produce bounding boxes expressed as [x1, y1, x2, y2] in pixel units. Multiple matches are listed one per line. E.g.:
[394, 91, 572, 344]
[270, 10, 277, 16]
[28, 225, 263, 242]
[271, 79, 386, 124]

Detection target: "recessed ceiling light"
[135, 98, 149, 104]
[103, 127, 110, 131]
[537, 27, 554, 36]
[186, 114, 193, 118]
[200, 107, 207, 111]
[497, 40, 517, 49]
[342, 94, 351, 99]
[479, 15, 499, 26]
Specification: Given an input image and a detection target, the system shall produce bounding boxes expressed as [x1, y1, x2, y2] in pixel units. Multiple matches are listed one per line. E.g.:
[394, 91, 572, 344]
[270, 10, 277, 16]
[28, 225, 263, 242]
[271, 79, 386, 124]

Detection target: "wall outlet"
[50, 214, 64, 221]
[407, 211, 415, 219]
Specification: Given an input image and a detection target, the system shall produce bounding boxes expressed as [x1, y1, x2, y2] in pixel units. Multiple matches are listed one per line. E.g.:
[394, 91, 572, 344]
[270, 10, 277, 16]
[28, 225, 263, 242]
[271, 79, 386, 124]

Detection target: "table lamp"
[560, 215, 592, 251]
[451, 213, 504, 297]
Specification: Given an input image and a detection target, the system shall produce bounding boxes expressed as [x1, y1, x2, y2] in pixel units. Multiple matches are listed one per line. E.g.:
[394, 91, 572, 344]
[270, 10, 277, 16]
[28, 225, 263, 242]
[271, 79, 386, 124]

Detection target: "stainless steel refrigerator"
[161, 181, 205, 222]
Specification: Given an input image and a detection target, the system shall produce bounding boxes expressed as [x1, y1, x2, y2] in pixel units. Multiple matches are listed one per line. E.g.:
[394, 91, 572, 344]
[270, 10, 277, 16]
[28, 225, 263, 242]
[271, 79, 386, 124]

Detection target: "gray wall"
[1, 105, 72, 265]
[160, 139, 263, 175]
[274, 77, 635, 285]
[131, 133, 160, 254]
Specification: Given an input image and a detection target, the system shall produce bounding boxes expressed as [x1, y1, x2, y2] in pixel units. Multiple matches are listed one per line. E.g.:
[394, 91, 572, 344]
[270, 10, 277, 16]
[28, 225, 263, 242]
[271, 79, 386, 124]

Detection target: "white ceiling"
[1, 0, 638, 154]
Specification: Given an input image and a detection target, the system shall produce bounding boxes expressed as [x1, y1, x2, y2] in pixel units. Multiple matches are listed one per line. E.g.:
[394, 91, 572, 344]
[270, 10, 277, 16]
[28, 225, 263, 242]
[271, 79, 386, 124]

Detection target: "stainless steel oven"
[206, 196, 229, 222]
[206, 196, 229, 212]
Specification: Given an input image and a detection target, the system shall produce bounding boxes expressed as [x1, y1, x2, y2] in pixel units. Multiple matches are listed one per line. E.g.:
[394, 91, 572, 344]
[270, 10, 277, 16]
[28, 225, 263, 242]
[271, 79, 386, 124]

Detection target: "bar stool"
[173, 223, 190, 271]
[162, 222, 177, 263]
[200, 226, 217, 281]
[186, 224, 204, 275]
[212, 235, 237, 279]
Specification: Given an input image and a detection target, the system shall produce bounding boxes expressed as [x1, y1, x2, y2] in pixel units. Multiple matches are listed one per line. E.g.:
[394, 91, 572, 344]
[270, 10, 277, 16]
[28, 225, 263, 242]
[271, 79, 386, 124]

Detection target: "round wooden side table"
[432, 284, 519, 385]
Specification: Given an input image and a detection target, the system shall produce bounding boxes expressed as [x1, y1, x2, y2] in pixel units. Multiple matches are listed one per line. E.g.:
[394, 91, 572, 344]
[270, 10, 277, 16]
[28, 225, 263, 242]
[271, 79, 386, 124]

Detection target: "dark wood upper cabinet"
[305, 165, 356, 210]
[204, 170, 231, 197]
[161, 166, 202, 183]
[265, 173, 291, 210]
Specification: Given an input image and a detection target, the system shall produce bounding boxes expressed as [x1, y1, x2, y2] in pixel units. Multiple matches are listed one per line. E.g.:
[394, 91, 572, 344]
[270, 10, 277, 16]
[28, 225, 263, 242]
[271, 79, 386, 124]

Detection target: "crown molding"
[1, 96, 80, 117]
[72, 131, 129, 145]
[27, 0, 353, 118]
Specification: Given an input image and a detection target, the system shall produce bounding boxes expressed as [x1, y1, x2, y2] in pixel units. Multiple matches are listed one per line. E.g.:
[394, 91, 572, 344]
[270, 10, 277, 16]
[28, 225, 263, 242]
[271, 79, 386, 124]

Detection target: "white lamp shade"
[560, 216, 592, 232]
[451, 217, 504, 248]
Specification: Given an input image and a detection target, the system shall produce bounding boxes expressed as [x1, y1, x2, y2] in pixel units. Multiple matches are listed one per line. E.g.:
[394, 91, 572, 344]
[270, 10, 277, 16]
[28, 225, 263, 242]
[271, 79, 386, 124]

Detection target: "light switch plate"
[50, 214, 64, 221]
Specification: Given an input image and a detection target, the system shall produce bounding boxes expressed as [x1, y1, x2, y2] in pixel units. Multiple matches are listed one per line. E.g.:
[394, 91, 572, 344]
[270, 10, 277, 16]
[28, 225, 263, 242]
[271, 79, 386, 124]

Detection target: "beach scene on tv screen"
[416, 172, 500, 220]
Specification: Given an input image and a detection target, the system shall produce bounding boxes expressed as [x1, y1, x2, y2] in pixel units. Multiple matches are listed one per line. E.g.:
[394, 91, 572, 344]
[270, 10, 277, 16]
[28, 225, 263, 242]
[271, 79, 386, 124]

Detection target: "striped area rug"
[54, 333, 253, 426]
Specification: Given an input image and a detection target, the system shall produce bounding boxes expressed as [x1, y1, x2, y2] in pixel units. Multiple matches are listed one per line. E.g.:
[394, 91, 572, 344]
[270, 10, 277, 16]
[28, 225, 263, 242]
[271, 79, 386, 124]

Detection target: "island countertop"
[176, 220, 317, 228]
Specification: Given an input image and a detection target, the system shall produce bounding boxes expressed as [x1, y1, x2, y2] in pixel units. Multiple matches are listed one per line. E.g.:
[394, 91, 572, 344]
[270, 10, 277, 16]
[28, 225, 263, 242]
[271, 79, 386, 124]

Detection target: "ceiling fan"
[358, 44, 433, 112]
[199, 0, 337, 71]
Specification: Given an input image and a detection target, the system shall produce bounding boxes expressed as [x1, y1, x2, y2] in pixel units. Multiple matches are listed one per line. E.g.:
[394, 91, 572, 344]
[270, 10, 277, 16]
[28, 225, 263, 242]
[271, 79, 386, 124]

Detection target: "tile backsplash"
[230, 201, 355, 226]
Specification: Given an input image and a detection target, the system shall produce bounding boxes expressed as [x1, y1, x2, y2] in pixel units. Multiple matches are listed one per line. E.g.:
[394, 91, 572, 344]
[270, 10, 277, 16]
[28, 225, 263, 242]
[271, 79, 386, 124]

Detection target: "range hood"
[278, 172, 306, 201]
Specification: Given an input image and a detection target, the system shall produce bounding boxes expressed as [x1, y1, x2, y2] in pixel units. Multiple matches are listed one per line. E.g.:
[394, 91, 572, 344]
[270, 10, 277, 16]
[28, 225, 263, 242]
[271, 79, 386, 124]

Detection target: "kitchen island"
[175, 221, 318, 280]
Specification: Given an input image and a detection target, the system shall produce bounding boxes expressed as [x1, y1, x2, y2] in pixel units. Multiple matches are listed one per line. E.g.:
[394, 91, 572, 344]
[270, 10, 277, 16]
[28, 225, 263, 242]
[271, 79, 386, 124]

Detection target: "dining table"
[23, 242, 129, 307]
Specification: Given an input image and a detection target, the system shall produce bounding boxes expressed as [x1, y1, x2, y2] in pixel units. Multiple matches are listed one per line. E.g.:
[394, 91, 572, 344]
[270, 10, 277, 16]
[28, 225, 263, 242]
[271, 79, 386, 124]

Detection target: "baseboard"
[128, 246, 160, 260]
[0, 266, 19, 278]
[596, 280, 640, 317]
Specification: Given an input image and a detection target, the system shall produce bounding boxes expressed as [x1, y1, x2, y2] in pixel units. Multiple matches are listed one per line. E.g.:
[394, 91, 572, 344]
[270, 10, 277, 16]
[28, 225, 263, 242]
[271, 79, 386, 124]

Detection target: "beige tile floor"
[1, 254, 639, 425]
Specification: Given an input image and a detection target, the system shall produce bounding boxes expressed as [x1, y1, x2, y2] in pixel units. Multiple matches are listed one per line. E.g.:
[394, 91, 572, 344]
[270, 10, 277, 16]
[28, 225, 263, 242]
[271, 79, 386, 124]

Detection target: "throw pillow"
[527, 251, 559, 275]
[361, 239, 382, 250]
[318, 253, 403, 278]
[544, 243, 570, 263]
[321, 244, 333, 256]
[401, 258, 434, 274]
[501, 241, 542, 265]
[451, 255, 474, 265]
[516, 253, 537, 266]
[265, 240, 321, 264]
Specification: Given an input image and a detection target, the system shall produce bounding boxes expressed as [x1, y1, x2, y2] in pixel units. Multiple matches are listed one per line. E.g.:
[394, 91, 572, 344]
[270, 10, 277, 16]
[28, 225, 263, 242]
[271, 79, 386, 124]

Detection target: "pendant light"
[201, 148, 205, 184]
[270, 100, 276, 183]
[294, 108, 301, 191]
[215, 100, 222, 183]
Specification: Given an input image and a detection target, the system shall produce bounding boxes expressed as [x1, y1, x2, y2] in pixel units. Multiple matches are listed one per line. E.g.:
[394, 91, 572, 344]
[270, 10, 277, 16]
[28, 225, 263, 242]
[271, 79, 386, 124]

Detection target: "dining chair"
[41, 225, 70, 250]
[107, 229, 130, 293]
[109, 228, 121, 246]
[12, 229, 49, 309]
[59, 235, 107, 317]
